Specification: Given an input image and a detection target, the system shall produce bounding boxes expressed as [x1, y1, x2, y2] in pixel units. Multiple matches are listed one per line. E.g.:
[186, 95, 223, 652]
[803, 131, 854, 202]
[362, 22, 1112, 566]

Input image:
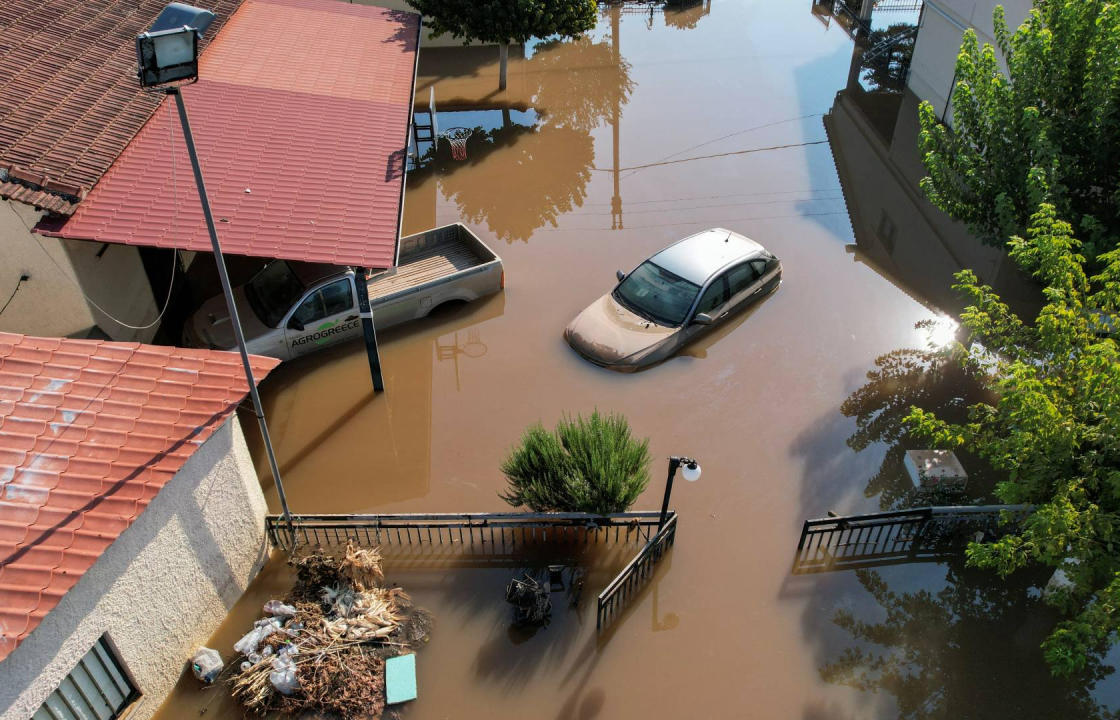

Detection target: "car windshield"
[245, 261, 306, 328]
[612, 261, 700, 327]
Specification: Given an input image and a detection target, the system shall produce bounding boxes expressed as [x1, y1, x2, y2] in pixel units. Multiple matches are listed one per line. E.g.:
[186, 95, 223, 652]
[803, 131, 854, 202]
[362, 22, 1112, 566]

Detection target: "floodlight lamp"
[135, 4, 216, 89]
[137, 27, 199, 87]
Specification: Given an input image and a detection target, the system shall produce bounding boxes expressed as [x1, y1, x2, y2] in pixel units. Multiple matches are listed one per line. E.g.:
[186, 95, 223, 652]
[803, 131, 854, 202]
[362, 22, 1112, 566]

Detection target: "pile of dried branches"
[230, 543, 431, 718]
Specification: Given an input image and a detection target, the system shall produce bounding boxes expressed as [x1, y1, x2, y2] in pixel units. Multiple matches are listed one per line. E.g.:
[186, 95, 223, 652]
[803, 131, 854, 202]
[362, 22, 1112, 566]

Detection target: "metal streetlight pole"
[659, 456, 700, 529]
[167, 88, 294, 530]
[135, 6, 294, 540]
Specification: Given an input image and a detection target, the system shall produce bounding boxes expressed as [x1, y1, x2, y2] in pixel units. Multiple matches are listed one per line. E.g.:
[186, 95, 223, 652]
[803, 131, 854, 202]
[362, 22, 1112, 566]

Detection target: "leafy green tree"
[905, 204, 1120, 676]
[500, 411, 651, 514]
[404, 0, 598, 90]
[918, 1, 1120, 260]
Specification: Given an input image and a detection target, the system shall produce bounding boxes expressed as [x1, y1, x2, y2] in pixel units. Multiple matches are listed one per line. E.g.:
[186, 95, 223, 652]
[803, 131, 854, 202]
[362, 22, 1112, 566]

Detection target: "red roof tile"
[44, 0, 420, 270]
[0, 332, 277, 663]
[0, 0, 244, 213]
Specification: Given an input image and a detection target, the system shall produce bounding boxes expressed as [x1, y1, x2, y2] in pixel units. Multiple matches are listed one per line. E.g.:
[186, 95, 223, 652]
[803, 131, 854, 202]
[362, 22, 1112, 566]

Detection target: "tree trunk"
[499, 42, 509, 91]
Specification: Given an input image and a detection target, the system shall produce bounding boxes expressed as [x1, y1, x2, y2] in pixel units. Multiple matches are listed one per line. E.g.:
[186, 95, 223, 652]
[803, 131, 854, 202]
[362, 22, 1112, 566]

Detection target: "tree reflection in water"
[420, 33, 633, 243]
[840, 346, 993, 510]
[821, 562, 1118, 720]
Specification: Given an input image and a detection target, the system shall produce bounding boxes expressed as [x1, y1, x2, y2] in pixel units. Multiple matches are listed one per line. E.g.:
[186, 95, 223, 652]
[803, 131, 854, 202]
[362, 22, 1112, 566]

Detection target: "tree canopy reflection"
[416, 33, 632, 243]
[840, 346, 993, 510]
[821, 562, 1119, 720]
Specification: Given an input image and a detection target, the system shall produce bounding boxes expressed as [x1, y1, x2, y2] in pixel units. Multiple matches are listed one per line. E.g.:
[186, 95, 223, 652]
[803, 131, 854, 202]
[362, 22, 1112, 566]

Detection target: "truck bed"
[365, 224, 495, 302]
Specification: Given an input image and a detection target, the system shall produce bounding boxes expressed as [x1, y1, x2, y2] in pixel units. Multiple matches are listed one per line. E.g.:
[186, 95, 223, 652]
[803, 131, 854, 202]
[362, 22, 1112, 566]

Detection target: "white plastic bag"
[269, 650, 300, 695]
[263, 600, 298, 617]
[190, 647, 223, 684]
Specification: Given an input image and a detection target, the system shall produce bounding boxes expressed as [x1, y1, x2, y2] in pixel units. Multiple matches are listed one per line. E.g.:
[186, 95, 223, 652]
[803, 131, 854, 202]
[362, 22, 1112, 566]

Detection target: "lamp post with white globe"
[659, 456, 701, 529]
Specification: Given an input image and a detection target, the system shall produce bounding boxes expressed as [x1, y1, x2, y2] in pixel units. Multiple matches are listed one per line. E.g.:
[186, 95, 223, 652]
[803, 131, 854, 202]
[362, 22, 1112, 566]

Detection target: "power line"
[593, 139, 830, 173]
[0, 275, 27, 317]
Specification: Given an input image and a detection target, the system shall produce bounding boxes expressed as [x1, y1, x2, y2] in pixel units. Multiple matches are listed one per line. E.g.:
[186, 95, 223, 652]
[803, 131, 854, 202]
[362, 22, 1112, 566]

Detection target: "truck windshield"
[245, 261, 306, 328]
[612, 261, 700, 327]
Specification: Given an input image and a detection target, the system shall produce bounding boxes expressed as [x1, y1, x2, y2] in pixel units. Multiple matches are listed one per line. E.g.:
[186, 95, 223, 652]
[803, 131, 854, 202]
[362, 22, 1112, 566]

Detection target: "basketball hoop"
[441, 127, 473, 161]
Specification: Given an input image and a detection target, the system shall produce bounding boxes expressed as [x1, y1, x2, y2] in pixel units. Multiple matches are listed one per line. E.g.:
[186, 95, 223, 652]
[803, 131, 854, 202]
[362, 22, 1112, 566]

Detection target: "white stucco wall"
[0, 415, 269, 720]
[0, 198, 160, 343]
[908, 0, 1033, 123]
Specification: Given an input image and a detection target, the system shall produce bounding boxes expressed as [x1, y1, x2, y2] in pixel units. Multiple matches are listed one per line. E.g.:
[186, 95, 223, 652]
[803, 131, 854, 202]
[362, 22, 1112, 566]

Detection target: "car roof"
[648, 228, 768, 285]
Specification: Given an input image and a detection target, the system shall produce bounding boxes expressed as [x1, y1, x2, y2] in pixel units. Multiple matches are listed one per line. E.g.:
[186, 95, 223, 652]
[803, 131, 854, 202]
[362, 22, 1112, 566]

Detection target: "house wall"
[907, 0, 1032, 124]
[0, 199, 161, 343]
[0, 415, 269, 720]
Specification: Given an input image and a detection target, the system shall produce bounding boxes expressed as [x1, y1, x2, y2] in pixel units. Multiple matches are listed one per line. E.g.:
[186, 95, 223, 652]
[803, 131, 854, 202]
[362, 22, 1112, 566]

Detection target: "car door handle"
[345, 315, 358, 321]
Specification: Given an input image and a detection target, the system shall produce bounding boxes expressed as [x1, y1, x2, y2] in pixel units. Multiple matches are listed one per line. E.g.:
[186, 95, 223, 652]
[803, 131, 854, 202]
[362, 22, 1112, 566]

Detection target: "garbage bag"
[233, 618, 281, 655]
[263, 600, 298, 617]
[269, 653, 300, 695]
[190, 647, 223, 684]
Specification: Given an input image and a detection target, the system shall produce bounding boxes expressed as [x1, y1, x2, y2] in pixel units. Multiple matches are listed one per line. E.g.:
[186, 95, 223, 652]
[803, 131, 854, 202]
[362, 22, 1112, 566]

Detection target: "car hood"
[565, 293, 677, 364]
[188, 286, 271, 350]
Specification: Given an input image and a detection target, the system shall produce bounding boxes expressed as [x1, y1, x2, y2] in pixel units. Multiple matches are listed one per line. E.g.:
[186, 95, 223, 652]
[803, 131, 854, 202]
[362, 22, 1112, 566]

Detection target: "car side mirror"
[287, 317, 304, 332]
[693, 313, 714, 326]
[616, 270, 626, 282]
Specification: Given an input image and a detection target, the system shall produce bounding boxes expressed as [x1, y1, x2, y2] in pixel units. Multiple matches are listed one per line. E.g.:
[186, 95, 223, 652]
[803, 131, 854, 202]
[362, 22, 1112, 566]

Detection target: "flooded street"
[157, 2, 1119, 718]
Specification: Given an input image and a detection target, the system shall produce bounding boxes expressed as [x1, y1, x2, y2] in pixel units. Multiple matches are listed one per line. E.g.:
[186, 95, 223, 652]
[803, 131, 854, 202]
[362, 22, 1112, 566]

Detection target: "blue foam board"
[385, 653, 417, 704]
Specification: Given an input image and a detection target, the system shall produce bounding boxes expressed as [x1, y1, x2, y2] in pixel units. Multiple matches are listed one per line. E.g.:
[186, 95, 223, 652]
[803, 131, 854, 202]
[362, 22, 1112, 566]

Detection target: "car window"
[291, 290, 326, 326]
[696, 276, 729, 315]
[727, 263, 759, 296]
[320, 279, 354, 315]
[613, 261, 701, 327]
[749, 258, 769, 277]
[245, 261, 306, 328]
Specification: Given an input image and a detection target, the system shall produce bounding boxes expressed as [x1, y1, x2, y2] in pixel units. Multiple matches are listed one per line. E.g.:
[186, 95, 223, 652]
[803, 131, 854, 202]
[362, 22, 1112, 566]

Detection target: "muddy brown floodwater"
[155, 2, 1120, 719]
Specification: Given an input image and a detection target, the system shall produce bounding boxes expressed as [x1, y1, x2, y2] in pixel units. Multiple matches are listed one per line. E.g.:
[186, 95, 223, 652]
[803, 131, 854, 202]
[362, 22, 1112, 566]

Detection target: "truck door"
[284, 278, 362, 358]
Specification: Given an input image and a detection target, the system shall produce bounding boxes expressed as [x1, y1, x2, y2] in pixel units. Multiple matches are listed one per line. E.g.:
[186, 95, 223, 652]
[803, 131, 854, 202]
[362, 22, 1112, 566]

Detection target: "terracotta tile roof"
[43, 0, 420, 270]
[0, 0, 243, 214]
[0, 332, 277, 663]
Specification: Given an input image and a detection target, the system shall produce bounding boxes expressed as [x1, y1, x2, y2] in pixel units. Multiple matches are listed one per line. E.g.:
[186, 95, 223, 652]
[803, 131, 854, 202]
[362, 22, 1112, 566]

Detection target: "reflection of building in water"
[822, 0, 1039, 316]
[605, 0, 712, 31]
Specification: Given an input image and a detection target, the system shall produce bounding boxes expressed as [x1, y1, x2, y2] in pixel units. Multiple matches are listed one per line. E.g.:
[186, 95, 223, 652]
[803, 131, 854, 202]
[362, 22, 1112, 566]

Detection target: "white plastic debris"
[190, 647, 224, 684]
[269, 648, 300, 695]
[263, 600, 298, 617]
[233, 618, 282, 656]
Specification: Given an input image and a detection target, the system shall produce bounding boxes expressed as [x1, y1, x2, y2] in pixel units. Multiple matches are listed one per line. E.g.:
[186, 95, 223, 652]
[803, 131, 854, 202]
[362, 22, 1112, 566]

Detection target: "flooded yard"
[156, 2, 1119, 718]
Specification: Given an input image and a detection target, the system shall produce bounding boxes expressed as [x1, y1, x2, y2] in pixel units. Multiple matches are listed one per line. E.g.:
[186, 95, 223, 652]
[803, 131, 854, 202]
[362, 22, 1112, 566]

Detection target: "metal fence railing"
[793, 505, 1030, 574]
[265, 511, 666, 554]
[597, 513, 678, 631]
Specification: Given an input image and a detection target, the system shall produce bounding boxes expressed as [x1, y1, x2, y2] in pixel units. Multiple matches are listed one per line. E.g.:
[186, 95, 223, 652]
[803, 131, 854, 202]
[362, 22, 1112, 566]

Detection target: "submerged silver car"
[565, 228, 781, 370]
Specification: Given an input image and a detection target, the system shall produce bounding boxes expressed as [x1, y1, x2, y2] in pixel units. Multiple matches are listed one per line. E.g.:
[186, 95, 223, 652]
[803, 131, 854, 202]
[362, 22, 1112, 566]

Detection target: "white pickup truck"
[183, 223, 503, 361]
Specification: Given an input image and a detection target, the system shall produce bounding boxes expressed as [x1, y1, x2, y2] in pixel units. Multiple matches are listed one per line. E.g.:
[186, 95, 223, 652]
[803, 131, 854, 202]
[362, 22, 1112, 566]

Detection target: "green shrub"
[500, 411, 651, 514]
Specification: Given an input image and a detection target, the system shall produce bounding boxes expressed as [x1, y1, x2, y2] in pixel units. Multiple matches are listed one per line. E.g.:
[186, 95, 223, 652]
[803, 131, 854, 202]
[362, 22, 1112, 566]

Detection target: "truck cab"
[184, 261, 363, 361]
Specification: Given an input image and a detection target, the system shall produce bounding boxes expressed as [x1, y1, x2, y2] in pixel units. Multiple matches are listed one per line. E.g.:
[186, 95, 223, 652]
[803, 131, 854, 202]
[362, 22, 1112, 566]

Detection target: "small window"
[695, 276, 729, 315]
[320, 279, 354, 316]
[34, 636, 139, 720]
[749, 258, 769, 277]
[726, 263, 759, 296]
